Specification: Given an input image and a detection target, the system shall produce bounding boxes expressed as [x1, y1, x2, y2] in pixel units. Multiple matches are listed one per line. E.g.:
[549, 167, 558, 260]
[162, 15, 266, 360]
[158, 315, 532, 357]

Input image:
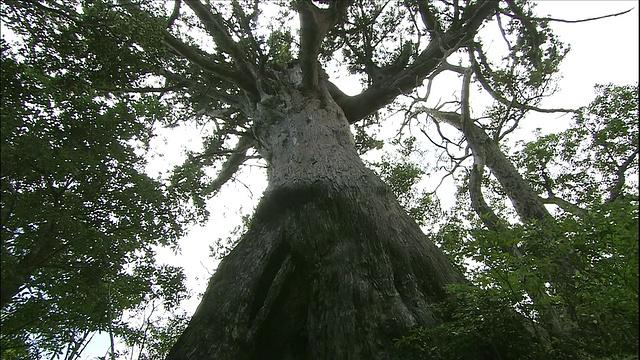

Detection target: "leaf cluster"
[406, 85, 639, 359]
[393, 284, 546, 360]
[0, 13, 191, 359]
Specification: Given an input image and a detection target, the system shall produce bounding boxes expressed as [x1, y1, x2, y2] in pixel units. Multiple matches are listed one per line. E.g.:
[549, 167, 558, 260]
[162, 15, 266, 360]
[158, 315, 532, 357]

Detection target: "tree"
[509, 84, 639, 357]
[0, 0, 633, 359]
[402, 83, 638, 358]
[0, 8, 192, 360]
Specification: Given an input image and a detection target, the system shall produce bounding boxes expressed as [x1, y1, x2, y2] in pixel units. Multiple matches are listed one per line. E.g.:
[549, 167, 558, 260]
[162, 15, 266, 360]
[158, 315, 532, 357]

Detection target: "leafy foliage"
[394, 284, 546, 360]
[0, 5, 193, 358]
[401, 85, 639, 359]
[369, 137, 441, 227]
[514, 84, 638, 207]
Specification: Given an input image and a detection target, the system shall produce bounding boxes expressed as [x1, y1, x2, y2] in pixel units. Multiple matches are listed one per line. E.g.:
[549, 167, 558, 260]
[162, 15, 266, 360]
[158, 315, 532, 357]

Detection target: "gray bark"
[425, 109, 574, 338]
[166, 87, 476, 359]
[446, 112, 552, 223]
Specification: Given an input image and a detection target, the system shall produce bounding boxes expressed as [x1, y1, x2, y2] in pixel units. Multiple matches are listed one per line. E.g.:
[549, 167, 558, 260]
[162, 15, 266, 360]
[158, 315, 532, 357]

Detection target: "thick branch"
[542, 196, 588, 218]
[416, 1, 443, 37]
[469, 161, 503, 231]
[459, 65, 505, 231]
[296, 0, 347, 90]
[425, 108, 553, 223]
[166, 0, 181, 28]
[162, 33, 257, 96]
[331, 0, 498, 123]
[185, 1, 259, 88]
[609, 148, 639, 202]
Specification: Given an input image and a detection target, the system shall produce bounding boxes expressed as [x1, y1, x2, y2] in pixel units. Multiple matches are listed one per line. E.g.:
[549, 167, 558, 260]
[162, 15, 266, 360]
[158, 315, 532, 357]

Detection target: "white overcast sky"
[81, 1, 639, 358]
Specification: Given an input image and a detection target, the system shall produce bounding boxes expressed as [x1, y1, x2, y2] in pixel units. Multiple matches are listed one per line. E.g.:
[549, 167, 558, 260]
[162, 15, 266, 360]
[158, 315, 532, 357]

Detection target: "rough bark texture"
[166, 87, 471, 359]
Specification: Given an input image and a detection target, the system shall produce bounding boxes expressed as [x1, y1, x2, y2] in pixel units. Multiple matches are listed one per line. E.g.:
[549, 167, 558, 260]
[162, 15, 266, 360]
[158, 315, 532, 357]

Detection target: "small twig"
[502, 8, 633, 24]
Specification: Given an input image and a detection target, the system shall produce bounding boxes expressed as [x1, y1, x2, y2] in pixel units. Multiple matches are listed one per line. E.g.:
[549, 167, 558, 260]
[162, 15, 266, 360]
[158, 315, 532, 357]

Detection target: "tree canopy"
[0, 0, 637, 359]
[402, 83, 638, 359]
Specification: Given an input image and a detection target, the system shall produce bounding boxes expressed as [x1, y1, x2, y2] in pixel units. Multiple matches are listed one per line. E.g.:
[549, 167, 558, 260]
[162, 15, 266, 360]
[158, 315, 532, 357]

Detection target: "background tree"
[380, 5, 638, 353]
[396, 83, 638, 358]
[0, 7, 193, 359]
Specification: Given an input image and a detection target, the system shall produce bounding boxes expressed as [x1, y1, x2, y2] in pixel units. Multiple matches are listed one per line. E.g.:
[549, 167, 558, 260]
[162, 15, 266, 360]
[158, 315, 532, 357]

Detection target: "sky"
[75, 1, 639, 358]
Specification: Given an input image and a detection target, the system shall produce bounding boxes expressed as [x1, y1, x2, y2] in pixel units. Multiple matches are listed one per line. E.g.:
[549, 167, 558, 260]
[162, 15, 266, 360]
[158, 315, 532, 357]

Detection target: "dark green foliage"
[394, 285, 546, 360]
[353, 122, 385, 155]
[0, 4, 193, 357]
[211, 213, 252, 260]
[399, 85, 639, 359]
[266, 29, 295, 67]
[113, 307, 190, 360]
[1, 0, 635, 357]
[369, 137, 441, 227]
[514, 84, 638, 205]
[398, 209, 638, 359]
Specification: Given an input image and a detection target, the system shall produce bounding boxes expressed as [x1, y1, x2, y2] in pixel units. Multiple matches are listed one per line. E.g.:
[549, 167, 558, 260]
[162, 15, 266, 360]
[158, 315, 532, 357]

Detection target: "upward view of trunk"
[166, 87, 474, 359]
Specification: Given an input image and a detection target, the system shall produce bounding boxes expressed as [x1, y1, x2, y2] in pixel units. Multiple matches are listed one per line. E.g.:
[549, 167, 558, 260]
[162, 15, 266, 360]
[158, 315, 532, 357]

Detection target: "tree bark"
[166, 86, 474, 359]
[425, 109, 575, 339]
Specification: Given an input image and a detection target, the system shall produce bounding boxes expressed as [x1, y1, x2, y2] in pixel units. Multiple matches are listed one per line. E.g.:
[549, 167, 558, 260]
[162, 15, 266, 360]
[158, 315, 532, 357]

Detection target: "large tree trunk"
[166, 88, 471, 359]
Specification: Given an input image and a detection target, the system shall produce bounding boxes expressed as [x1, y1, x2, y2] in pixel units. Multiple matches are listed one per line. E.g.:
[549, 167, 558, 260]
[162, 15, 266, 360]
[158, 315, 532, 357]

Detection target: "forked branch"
[296, 0, 349, 90]
[185, 1, 261, 94]
[204, 134, 257, 196]
[162, 33, 258, 96]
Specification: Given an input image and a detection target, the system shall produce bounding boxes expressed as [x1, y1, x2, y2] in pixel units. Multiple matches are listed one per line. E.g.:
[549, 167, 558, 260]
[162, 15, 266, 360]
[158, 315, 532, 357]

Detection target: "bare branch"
[502, 7, 633, 24]
[204, 134, 257, 196]
[420, 126, 448, 151]
[161, 33, 257, 96]
[423, 107, 554, 223]
[460, 67, 473, 133]
[469, 45, 576, 114]
[427, 156, 469, 195]
[496, 110, 526, 141]
[94, 85, 182, 94]
[495, 11, 512, 51]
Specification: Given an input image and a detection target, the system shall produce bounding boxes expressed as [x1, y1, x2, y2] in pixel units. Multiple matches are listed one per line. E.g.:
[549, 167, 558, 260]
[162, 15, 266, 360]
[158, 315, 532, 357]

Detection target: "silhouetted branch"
[502, 7, 633, 24]
[204, 134, 257, 195]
